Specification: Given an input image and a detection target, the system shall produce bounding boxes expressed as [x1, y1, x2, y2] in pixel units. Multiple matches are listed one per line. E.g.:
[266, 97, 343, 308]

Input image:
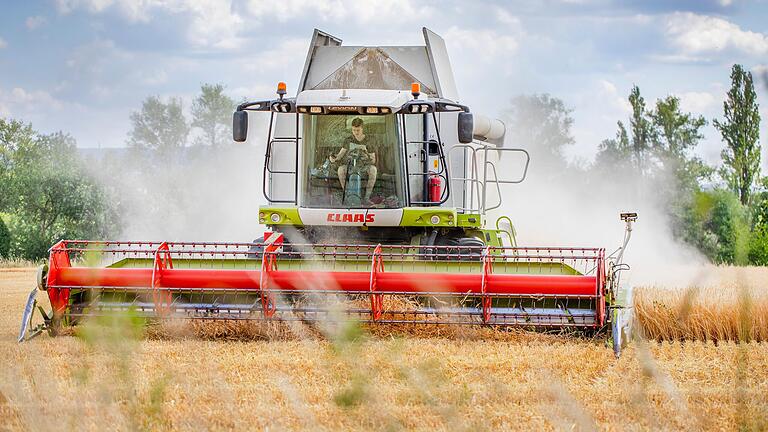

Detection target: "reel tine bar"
[151, 242, 174, 317]
[259, 233, 284, 318]
[369, 244, 385, 321]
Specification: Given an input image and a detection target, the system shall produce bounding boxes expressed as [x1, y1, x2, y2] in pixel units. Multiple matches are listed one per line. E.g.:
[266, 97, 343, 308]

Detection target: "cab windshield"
[302, 114, 405, 209]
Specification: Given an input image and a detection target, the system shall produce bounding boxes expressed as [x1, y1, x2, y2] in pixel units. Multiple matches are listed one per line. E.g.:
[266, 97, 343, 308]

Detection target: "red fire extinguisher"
[428, 174, 441, 202]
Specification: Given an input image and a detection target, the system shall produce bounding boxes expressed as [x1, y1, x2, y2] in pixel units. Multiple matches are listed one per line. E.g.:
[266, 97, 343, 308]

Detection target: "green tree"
[0, 216, 10, 258]
[594, 86, 656, 176]
[191, 83, 235, 148]
[748, 225, 768, 265]
[684, 190, 750, 264]
[504, 94, 575, 168]
[0, 118, 36, 210]
[594, 121, 631, 172]
[714, 64, 761, 206]
[128, 96, 189, 155]
[650, 95, 712, 191]
[628, 85, 655, 175]
[651, 96, 706, 159]
[0, 120, 118, 259]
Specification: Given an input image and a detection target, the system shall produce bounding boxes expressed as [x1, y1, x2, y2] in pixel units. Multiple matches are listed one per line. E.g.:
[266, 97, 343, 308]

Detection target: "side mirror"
[233, 111, 248, 142]
[457, 112, 473, 144]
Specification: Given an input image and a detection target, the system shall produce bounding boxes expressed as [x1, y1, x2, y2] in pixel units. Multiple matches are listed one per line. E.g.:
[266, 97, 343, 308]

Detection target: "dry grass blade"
[634, 281, 768, 342]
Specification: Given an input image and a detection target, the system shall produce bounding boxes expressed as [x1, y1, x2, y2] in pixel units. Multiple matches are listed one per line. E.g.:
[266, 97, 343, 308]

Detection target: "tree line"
[0, 84, 236, 260]
[0, 67, 764, 263]
[505, 64, 763, 264]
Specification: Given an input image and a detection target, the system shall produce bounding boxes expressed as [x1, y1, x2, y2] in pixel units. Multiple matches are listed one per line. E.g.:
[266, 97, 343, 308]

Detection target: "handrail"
[483, 161, 505, 212]
[446, 141, 532, 216]
[447, 144, 484, 213]
[262, 113, 300, 204]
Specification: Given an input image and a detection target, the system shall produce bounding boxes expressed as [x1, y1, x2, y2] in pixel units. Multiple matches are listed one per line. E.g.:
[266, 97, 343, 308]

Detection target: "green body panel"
[399, 207, 458, 227]
[456, 213, 483, 228]
[108, 256, 581, 275]
[259, 207, 302, 226]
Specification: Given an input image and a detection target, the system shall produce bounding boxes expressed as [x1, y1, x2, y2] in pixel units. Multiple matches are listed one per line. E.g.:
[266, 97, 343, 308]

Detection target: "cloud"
[240, 37, 308, 73]
[443, 26, 521, 63]
[182, 0, 244, 49]
[598, 79, 631, 114]
[25, 16, 48, 30]
[55, 0, 245, 49]
[136, 69, 169, 86]
[0, 38, 7, 49]
[665, 12, 768, 57]
[0, 87, 67, 117]
[54, 0, 438, 50]
[494, 6, 521, 26]
[244, 0, 433, 25]
[676, 91, 717, 113]
[649, 54, 713, 64]
[55, 0, 150, 21]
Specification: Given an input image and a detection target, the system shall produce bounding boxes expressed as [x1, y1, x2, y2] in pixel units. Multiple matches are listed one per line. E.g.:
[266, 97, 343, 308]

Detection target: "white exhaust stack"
[473, 114, 506, 145]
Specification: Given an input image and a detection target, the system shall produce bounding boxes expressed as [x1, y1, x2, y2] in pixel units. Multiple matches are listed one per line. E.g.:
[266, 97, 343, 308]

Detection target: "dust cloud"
[488, 139, 711, 289]
[90, 115, 269, 244]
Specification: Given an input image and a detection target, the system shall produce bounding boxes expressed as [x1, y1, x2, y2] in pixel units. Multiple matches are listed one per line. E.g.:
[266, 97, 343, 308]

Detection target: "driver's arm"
[330, 147, 347, 163]
[368, 141, 377, 165]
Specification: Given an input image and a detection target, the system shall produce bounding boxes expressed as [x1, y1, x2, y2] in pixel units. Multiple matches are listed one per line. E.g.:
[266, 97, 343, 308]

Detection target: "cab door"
[403, 114, 426, 204]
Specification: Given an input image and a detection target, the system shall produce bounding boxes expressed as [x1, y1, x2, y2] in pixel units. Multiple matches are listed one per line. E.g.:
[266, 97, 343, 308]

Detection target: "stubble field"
[1, 267, 767, 431]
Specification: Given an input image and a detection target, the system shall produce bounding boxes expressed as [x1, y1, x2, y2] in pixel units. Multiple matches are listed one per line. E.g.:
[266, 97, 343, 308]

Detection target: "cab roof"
[296, 89, 412, 110]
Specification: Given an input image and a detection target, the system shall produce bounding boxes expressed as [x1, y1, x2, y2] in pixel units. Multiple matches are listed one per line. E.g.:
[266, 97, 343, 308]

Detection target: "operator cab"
[303, 113, 405, 209]
[233, 85, 474, 212]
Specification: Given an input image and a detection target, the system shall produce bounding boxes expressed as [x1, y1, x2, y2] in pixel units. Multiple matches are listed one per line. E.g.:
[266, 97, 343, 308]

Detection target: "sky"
[1, 0, 767, 167]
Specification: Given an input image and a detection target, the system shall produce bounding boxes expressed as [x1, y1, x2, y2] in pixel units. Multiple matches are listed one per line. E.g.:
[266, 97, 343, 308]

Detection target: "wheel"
[247, 237, 264, 259]
[433, 236, 484, 261]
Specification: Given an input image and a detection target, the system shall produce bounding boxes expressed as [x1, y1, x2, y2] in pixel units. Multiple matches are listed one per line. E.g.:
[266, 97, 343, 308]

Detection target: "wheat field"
[635, 266, 768, 342]
[1, 268, 767, 431]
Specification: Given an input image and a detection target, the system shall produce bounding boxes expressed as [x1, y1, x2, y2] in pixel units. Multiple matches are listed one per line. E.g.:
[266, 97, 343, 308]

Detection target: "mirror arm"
[237, 100, 273, 112]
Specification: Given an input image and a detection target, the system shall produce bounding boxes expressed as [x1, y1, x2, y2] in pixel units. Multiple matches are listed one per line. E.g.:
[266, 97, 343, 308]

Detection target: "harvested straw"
[145, 319, 321, 341]
[4, 268, 768, 431]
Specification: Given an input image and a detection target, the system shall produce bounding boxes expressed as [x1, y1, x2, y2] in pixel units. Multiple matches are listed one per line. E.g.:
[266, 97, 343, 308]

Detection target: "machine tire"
[247, 235, 296, 260]
[434, 236, 484, 261]
[247, 237, 265, 259]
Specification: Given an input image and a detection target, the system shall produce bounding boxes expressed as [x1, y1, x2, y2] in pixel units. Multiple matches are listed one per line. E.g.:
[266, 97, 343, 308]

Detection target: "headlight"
[430, 215, 441, 225]
[270, 213, 282, 223]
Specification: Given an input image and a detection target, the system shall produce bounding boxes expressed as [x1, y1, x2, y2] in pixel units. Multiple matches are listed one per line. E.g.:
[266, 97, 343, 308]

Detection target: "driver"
[329, 117, 378, 202]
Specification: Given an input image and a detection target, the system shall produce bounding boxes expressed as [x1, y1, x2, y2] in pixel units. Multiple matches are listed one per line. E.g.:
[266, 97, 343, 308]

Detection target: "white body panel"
[259, 27, 510, 224]
[296, 89, 411, 110]
[298, 208, 403, 226]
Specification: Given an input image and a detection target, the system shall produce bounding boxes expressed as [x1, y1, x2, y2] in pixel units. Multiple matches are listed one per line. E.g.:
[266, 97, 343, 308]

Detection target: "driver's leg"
[337, 165, 347, 190]
[365, 165, 377, 200]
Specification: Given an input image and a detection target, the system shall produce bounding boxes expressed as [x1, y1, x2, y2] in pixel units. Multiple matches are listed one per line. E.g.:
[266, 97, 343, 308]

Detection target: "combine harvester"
[19, 28, 636, 355]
